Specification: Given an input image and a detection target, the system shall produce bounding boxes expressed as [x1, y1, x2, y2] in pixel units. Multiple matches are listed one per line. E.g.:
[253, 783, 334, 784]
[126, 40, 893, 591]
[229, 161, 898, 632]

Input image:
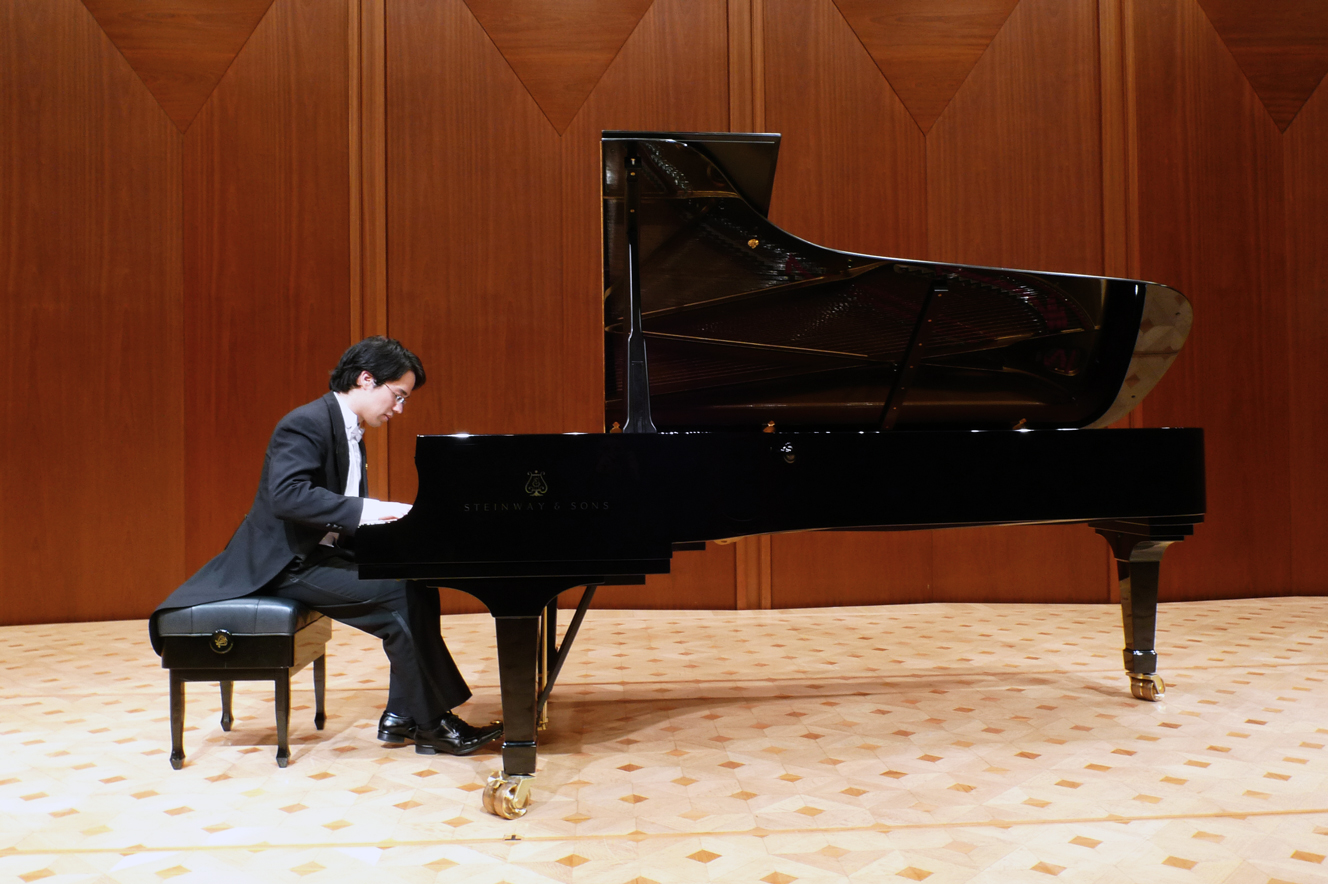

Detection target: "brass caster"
[483, 771, 534, 819]
[1129, 673, 1165, 701]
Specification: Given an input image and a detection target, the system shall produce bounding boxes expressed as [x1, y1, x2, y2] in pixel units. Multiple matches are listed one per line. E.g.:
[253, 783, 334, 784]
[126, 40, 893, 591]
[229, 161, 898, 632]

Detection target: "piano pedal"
[1129, 673, 1165, 702]
[483, 771, 534, 819]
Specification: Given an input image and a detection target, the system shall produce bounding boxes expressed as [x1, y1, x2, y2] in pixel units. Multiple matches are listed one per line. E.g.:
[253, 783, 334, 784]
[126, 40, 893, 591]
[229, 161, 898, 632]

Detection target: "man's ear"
[357, 370, 375, 390]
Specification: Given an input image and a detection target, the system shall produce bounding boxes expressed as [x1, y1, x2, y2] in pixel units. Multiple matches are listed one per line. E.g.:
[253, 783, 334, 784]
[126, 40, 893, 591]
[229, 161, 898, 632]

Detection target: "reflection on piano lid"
[602, 131, 1191, 433]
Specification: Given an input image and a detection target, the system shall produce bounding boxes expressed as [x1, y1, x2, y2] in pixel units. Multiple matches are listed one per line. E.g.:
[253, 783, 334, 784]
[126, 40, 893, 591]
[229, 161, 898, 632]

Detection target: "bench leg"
[275, 673, 291, 767]
[313, 654, 326, 730]
[219, 680, 234, 731]
[169, 670, 186, 770]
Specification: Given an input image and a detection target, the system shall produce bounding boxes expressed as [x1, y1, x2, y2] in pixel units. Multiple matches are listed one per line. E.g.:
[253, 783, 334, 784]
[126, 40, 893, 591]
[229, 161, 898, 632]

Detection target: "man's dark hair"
[329, 336, 426, 392]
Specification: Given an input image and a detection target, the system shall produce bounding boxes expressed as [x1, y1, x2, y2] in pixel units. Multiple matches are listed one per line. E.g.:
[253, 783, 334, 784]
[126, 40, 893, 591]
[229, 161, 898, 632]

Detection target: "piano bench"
[156, 597, 332, 769]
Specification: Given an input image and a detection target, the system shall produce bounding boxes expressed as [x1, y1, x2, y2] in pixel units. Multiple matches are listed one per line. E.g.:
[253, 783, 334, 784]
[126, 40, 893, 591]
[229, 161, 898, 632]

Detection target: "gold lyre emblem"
[525, 471, 549, 497]
[210, 629, 234, 654]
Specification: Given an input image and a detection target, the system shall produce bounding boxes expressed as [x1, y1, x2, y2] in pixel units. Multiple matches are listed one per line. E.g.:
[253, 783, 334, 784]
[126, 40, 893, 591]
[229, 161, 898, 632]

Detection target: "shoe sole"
[377, 730, 414, 744]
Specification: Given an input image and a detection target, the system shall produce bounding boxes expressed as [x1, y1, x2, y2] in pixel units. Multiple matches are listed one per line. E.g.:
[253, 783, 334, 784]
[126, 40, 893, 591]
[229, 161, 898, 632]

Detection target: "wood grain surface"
[1, 0, 184, 623]
[771, 532, 932, 608]
[182, 0, 352, 573]
[5, 0, 1326, 627]
[927, 0, 1102, 274]
[1196, 0, 1328, 131]
[1130, 0, 1292, 599]
[832, 0, 1018, 134]
[463, 0, 656, 135]
[386, 0, 571, 454]
[80, 0, 275, 131]
[1283, 78, 1328, 594]
[764, 0, 927, 259]
[356, 0, 391, 500]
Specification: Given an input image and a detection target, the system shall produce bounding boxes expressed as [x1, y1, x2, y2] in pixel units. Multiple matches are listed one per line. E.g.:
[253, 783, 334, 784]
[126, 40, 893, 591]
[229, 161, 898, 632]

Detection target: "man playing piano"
[152, 336, 502, 756]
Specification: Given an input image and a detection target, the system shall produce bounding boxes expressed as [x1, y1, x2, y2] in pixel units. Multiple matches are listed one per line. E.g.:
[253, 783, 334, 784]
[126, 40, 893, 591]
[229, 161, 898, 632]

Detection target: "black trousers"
[269, 552, 471, 724]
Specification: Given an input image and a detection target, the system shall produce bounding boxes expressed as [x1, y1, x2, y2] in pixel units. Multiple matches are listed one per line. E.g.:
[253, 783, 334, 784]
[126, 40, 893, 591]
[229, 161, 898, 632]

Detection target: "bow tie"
[348, 423, 363, 445]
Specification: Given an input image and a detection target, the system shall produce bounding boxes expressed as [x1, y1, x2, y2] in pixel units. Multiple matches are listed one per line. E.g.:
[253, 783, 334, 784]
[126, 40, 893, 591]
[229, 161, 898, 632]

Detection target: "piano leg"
[484, 614, 539, 819]
[1094, 520, 1194, 702]
[454, 577, 601, 818]
[1114, 553, 1164, 700]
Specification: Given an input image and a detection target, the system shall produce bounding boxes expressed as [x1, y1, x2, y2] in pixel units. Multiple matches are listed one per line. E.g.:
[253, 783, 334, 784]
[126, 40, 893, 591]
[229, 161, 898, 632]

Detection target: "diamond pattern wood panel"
[1284, 82, 1328, 592]
[81, 0, 274, 132]
[463, 0, 656, 134]
[832, 0, 1019, 133]
[1197, 0, 1328, 131]
[3, 0, 185, 623]
[1131, 0, 1293, 598]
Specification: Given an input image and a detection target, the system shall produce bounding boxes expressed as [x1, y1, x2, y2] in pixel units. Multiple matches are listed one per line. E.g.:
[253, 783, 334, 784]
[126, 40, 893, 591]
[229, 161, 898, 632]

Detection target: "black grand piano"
[359, 132, 1204, 819]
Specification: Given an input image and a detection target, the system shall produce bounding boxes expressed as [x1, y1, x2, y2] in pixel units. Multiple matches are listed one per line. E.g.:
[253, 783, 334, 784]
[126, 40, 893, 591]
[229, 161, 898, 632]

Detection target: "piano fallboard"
[358, 427, 1204, 583]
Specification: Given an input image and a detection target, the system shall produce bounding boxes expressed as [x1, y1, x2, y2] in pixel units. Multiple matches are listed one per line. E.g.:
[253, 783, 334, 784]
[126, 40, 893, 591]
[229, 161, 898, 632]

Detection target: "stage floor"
[2, 597, 1326, 883]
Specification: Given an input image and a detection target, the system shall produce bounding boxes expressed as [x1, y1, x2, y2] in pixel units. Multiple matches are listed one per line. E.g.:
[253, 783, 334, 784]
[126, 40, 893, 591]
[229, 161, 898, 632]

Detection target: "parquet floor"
[2, 597, 1326, 882]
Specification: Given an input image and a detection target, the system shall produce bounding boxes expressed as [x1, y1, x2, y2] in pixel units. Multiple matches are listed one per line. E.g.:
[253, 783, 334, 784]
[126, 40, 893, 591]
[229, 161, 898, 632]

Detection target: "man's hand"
[360, 499, 412, 525]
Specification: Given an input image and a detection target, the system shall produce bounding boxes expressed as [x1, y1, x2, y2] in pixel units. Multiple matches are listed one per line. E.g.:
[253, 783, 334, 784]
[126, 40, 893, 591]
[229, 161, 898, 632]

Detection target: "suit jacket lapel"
[323, 392, 350, 495]
[359, 439, 369, 498]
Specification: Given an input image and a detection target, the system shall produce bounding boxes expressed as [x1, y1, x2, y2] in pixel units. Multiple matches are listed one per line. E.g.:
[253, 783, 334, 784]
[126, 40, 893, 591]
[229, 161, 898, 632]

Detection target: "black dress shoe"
[377, 711, 417, 743]
[414, 711, 503, 756]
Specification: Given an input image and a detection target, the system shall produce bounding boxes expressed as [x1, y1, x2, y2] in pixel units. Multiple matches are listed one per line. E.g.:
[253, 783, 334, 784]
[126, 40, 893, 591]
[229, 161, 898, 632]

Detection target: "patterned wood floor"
[2, 597, 1326, 882]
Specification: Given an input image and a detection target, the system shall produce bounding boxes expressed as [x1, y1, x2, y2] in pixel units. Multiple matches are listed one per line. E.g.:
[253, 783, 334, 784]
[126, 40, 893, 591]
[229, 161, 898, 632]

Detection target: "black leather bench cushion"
[156, 597, 323, 637]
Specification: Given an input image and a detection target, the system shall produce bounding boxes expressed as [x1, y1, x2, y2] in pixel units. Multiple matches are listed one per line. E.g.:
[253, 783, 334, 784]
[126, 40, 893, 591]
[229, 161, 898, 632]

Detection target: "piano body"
[359, 132, 1204, 819]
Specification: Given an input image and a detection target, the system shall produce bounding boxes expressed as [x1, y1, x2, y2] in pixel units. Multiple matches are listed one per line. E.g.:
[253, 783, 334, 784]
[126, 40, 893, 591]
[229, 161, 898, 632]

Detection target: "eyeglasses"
[381, 383, 409, 406]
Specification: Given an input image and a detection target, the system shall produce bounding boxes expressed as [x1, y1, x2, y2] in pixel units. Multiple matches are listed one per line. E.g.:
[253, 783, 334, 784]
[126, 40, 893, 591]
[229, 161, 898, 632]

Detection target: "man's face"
[350, 370, 415, 428]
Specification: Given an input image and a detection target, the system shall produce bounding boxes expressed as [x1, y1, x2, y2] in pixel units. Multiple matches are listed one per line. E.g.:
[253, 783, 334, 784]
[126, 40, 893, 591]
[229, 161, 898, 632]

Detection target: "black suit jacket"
[151, 393, 367, 650]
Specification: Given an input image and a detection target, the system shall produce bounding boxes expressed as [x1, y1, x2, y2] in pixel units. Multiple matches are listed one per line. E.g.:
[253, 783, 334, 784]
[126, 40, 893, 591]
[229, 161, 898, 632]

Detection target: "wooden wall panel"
[763, 0, 927, 258]
[927, 0, 1111, 603]
[80, 0, 275, 132]
[927, 0, 1103, 274]
[832, 0, 1019, 135]
[1129, 0, 1291, 599]
[6, 0, 1323, 627]
[387, 0, 566, 451]
[183, 0, 352, 572]
[1284, 79, 1328, 594]
[1196, 0, 1328, 132]
[762, 0, 930, 609]
[771, 532, 931, 608]
[930, 525, 1110, 604]
[0, 0, 183, 623]
[462, 0, 656, 135]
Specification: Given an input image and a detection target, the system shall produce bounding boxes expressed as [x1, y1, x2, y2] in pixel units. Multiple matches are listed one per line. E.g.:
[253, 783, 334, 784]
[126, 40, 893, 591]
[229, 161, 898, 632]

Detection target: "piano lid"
[602, 131, 1191, 433]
